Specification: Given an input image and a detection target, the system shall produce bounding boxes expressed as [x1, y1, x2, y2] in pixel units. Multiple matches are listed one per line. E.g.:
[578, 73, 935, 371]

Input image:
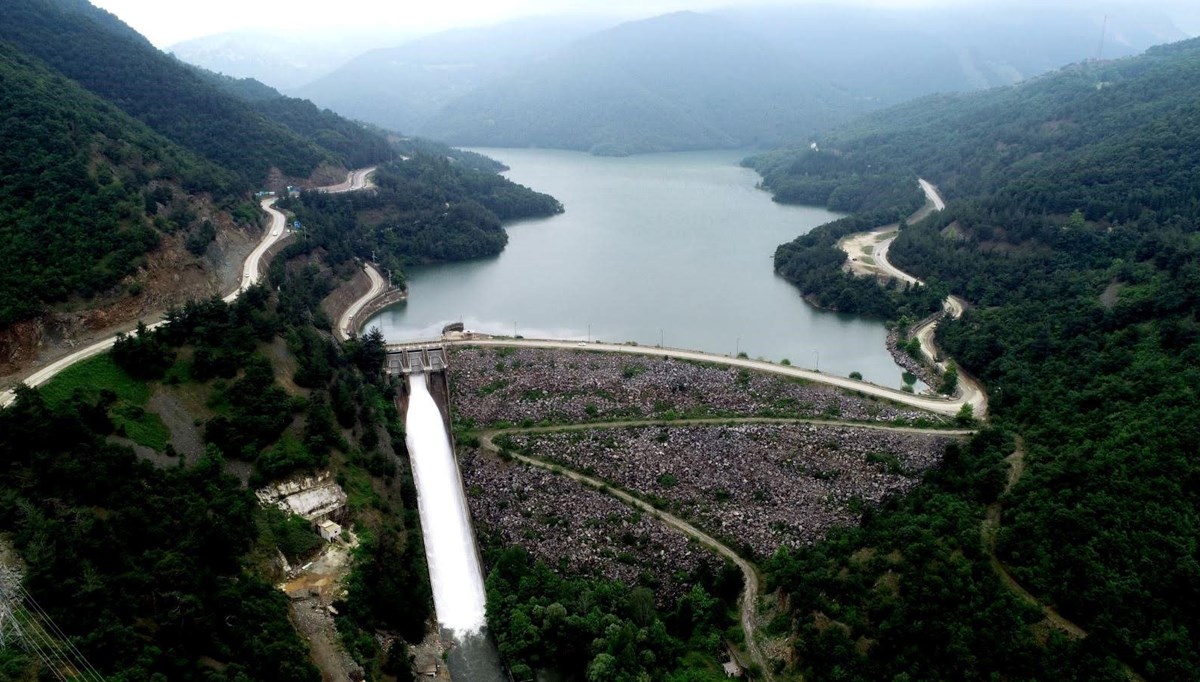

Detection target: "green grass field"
[39, 354, 149, 406]
[40, 353, 170, 451]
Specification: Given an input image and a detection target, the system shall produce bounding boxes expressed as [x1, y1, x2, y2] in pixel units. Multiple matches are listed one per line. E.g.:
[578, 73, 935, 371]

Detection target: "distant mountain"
[169, 29, 419, 91]
[0, 0, 368, 185]
[293, 15, 615, 135]
[419, 12, 861, 154]
[291, 5, 1181, 155]
[719, 3, 1185, 107]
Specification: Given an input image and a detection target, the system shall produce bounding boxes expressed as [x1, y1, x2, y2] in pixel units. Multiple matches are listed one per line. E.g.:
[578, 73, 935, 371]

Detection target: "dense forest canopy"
[190, 66, 396, 170]
[0, 0, 351, 184]
[1, 263, 434, 679]
[485, 546, 743, 682]
[750, 36, 1200, 679]
[0, 41, 243, 327]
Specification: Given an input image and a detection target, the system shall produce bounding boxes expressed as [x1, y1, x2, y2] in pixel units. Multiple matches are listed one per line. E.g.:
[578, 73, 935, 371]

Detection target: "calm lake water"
[367, 149, 907, 386]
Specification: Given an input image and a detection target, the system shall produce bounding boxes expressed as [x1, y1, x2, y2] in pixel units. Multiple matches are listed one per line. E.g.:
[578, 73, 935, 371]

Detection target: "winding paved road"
[320, 166, 376, 194]
[0, 168, 375, 409]
[225, 197, 290, 303]
[837, 179, 988, 417]
[336, 263, 386, 341]
[329, 168, 387, 341]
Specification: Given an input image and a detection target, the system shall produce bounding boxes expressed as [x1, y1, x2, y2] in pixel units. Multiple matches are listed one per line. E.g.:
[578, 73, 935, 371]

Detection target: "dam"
[393, 347, 505, 680]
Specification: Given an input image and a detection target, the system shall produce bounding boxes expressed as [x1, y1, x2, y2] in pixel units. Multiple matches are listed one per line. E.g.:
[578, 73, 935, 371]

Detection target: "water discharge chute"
[404, 372, 488, 635]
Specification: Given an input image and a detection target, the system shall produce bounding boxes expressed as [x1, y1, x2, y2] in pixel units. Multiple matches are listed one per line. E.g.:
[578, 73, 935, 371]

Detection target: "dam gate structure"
[386, 345, 448, 376]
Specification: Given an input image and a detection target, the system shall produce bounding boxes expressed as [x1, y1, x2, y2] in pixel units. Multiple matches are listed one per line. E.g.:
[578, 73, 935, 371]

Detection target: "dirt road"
[477, 430, 776, 681]
[473, 415, 972, 679]
[980, 437, 1145, 682]
[836, 180, 987, 417]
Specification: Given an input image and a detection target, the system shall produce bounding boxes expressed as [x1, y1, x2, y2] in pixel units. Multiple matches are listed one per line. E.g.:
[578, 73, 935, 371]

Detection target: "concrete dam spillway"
[403, 371, 505, 680]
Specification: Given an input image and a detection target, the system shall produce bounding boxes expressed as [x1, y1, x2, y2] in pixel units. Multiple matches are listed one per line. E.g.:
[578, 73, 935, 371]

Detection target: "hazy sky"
[91, 0, 1199, 48]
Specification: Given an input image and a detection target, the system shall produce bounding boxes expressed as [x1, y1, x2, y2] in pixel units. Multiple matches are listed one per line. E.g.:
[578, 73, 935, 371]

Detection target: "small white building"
[318, 519, 342, 543]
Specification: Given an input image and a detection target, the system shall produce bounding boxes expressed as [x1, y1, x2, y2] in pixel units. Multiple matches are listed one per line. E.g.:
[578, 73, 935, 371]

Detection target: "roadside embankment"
[321, 267, 371, 336]
[345, 285, 406, 339]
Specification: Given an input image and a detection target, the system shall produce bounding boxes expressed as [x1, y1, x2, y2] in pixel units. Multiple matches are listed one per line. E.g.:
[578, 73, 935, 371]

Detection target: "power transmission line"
[0, 583, 105, 681]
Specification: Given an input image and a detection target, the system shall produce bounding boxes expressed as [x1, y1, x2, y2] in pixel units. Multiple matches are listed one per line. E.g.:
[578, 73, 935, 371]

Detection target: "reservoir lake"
[366, 148, 908, 387]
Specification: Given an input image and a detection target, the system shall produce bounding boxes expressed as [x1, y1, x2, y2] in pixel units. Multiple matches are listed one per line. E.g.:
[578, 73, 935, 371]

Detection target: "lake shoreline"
[368, 148, 909, 387]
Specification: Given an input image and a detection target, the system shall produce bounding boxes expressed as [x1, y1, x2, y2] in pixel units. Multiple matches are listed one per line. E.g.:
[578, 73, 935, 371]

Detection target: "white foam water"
[404, 373, 489, 635]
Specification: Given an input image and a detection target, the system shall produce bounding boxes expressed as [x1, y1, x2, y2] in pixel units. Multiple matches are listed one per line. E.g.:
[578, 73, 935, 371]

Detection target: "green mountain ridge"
[0, 0, 367, 184]
[753, 35, 1200, 680]
[0, 40, 246, 327]
[190, 66, 394, 170]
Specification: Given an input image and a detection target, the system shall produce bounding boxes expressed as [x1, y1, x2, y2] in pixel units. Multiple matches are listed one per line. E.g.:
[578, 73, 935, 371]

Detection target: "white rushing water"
[404, 373, 488, 635]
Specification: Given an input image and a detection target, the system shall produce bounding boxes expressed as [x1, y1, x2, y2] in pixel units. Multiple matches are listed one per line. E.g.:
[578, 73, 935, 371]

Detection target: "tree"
[586, 653, 618, 682]
[939, 364, 959, 395]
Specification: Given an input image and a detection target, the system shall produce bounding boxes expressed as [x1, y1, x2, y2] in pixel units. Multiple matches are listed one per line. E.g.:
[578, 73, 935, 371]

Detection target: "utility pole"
[814, 350, 820, 372]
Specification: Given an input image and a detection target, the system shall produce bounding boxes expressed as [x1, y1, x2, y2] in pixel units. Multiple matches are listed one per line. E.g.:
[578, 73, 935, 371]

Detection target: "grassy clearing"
[113, 404, 171, 451]
[39, 353, 148, 407]
[40, 353, 171, 451]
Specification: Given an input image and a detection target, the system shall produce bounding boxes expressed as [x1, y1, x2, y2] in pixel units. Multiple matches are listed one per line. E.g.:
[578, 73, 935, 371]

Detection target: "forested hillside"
[279, 155, 563, 283]
[0, 42, 245, 327]
[0, 0, 380, 184]
[750, 37, 1200, 679]
[193, 67, 395, 169]
[0, 265, 433, 679]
